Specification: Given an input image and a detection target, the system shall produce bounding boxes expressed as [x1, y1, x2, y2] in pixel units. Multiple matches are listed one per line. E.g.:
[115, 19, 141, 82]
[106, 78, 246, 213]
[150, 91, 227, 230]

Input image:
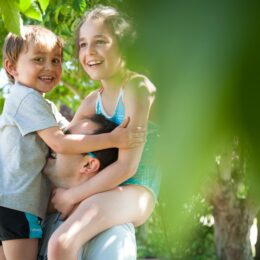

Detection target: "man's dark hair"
[87, 114, 118, 170]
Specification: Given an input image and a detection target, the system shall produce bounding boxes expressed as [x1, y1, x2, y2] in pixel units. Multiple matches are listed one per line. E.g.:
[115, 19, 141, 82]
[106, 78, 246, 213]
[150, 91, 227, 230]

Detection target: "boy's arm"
[53, 76, 156, 214]
[38, 127, 113, 154]
[37, 117, 142, 154]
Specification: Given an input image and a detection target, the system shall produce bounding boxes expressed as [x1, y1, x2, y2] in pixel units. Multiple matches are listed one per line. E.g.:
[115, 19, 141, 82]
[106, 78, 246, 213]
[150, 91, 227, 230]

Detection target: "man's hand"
[111, 117, 146, 149]
[51, 188, 76, 219]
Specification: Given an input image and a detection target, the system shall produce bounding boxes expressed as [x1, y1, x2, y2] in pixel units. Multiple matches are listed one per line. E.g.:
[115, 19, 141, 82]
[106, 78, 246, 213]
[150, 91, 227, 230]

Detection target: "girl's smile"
[79, 18, 124, 82]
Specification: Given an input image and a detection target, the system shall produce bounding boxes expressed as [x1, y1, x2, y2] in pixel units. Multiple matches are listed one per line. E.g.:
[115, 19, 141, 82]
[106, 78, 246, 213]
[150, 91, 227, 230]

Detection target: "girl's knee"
[134, 190, 156, 226]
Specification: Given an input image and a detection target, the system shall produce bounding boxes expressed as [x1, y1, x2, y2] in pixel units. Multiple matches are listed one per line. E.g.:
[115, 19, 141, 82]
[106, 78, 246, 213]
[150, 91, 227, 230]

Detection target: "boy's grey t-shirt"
[0, 83, 68, 219]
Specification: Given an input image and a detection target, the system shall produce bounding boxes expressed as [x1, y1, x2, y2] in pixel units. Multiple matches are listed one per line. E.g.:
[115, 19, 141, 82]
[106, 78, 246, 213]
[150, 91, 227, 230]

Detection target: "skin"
[5, 42, 62, 93]
[4, 41, 142, 155]
[48, 17, 156, 260]
[0, 120, 102, 260]
[43, 119, 101, 189]
[0, 246, 5, 260]
[1, 40, 63, 260]
[1, 29, 144, 259]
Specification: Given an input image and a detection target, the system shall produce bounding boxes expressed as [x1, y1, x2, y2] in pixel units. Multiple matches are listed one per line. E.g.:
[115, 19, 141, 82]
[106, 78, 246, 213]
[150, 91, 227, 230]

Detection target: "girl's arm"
[53, 75, 156, 210]
[38, 90, 145, 154]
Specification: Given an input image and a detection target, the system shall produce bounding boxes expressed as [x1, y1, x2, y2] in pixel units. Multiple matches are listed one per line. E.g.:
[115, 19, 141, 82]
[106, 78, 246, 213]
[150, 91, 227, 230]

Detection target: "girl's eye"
[96, 40, 106, 45]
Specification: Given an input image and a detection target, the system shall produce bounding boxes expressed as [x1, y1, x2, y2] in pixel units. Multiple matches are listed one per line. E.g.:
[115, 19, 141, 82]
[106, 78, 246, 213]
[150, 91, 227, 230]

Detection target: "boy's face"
[11, 41, 62, 93]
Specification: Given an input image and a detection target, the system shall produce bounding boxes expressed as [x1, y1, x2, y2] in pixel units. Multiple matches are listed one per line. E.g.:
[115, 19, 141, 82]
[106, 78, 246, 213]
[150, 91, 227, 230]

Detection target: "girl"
[48, 5, 160, 260]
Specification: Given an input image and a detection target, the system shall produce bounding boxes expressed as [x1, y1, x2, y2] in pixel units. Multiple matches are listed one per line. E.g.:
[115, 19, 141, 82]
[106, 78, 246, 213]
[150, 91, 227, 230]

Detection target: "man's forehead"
[67, 119, 98, 135]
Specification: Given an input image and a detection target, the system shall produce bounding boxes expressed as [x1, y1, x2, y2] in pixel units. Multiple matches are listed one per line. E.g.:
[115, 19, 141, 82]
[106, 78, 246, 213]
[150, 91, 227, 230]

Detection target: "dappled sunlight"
[251, 218, 258, 256]
[103, 235, 117, 248]
[59, 221, 82, 248]
[101, 234, 136, 258]
[58, 206, 98, 248]
[138, 191, 152, 214]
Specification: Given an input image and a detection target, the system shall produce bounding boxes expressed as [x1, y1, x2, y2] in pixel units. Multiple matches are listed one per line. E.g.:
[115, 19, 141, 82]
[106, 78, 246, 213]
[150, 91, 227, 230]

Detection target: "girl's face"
[78, 18, 124, 81]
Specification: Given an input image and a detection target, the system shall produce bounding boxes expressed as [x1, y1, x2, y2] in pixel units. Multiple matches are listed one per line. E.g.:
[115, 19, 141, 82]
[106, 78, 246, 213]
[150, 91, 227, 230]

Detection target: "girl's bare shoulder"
[125, 72, 156, 97]
[77, 89, 100, 116]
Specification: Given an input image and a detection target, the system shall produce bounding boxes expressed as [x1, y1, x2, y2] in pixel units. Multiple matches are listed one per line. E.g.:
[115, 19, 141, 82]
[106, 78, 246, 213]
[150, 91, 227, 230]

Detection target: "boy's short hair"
[2, 25, 64, 83]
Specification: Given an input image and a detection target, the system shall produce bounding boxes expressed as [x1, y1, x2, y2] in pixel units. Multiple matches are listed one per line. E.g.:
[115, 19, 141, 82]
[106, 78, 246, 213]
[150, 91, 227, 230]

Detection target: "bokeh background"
[1, 0, 260, 259]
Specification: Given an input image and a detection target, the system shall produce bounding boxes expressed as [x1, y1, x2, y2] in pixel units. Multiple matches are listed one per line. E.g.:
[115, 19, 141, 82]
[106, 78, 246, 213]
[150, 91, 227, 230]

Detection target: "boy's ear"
[4, 59, 17, 78]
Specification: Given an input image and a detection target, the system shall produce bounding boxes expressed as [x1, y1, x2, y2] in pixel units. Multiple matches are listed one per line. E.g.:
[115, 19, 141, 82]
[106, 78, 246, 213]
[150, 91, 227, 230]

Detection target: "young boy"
[0, 25, 144, 260]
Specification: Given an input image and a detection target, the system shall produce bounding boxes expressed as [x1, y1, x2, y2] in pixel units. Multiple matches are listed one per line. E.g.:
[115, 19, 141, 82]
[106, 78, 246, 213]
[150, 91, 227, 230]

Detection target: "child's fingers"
[131, 135, 147, 145]
[136, 126, 146, 131]
[119, 117, 130, 128]
[131, 133, 146, 143]
[132, 132, 146, 137]
[132, 127, 146, 135]
[129, 140, 146, 148]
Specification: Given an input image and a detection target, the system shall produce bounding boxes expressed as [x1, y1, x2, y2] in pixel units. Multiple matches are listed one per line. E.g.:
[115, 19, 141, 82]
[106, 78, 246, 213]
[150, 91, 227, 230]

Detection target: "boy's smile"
[11, 42, 62, 93]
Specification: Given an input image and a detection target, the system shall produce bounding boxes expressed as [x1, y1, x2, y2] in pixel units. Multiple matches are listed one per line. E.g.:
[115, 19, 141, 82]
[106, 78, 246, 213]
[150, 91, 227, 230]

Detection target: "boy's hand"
[111, 117, 146, 149]
[51, 188, 75, 219]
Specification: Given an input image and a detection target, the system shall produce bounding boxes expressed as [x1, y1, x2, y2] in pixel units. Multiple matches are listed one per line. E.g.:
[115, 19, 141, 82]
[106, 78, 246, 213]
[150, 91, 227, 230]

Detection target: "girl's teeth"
[88, 61, 102, 66]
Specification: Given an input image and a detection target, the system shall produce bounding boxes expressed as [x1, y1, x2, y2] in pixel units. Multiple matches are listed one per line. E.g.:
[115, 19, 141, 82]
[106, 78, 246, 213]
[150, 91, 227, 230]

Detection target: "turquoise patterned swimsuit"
[96, 88, 160, 199]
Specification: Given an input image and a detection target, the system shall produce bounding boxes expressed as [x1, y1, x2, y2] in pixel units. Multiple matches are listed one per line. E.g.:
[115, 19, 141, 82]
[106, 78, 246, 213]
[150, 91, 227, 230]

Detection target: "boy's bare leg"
[2, 239, 38, 260]
[0, 246, 6, 260]
[48, 185, 155, 260]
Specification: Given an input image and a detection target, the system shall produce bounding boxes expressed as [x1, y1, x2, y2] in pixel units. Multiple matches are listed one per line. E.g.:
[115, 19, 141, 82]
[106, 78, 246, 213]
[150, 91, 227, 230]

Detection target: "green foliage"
[0, 0, 123, 108]
[0, 91, 4, 112]
[137, 196, 216, 259]
[20, 1, 42, 21]
[1, 0, 260, 258]
[72, 0, 87, 12]
[0, 0, 21, 35]
[0, 0, 46, 34]
[38, 0, 49, 12]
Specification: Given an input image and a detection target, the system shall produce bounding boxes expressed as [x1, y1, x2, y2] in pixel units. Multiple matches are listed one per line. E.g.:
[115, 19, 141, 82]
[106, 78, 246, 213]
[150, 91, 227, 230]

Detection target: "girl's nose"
[87, 44, 97, 55]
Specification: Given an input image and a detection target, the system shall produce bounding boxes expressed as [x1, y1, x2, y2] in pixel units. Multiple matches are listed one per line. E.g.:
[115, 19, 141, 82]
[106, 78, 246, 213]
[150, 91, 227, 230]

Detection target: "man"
[38, 114, 136, 260]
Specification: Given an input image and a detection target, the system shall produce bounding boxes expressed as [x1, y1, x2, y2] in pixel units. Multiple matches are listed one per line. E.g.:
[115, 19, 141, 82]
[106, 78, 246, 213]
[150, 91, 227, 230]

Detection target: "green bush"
[136, 195, 216, 260]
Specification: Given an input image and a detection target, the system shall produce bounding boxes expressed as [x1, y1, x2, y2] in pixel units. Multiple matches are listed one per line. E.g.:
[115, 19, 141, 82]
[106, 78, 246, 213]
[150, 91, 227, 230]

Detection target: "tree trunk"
[212, 180, 255, 260]
[211, 143, 257, 260]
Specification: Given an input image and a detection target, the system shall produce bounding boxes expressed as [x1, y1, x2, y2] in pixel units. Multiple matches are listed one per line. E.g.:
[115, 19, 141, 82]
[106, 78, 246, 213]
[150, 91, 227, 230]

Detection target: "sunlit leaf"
[18, 0, 31, 13]
[38, 0, 49, 12]
[0, 0, 21, 34]
[21, 2, 42, 21]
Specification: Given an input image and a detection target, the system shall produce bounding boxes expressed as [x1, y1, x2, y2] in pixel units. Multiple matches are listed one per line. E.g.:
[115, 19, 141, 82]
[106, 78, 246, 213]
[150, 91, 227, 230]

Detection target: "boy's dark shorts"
[0, 206, 42, 245]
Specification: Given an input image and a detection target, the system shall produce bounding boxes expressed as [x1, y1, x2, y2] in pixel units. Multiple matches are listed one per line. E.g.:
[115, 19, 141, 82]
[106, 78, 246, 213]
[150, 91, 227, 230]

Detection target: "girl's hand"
[111, 117, 146, 149]
[51, 188, 76, 219]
